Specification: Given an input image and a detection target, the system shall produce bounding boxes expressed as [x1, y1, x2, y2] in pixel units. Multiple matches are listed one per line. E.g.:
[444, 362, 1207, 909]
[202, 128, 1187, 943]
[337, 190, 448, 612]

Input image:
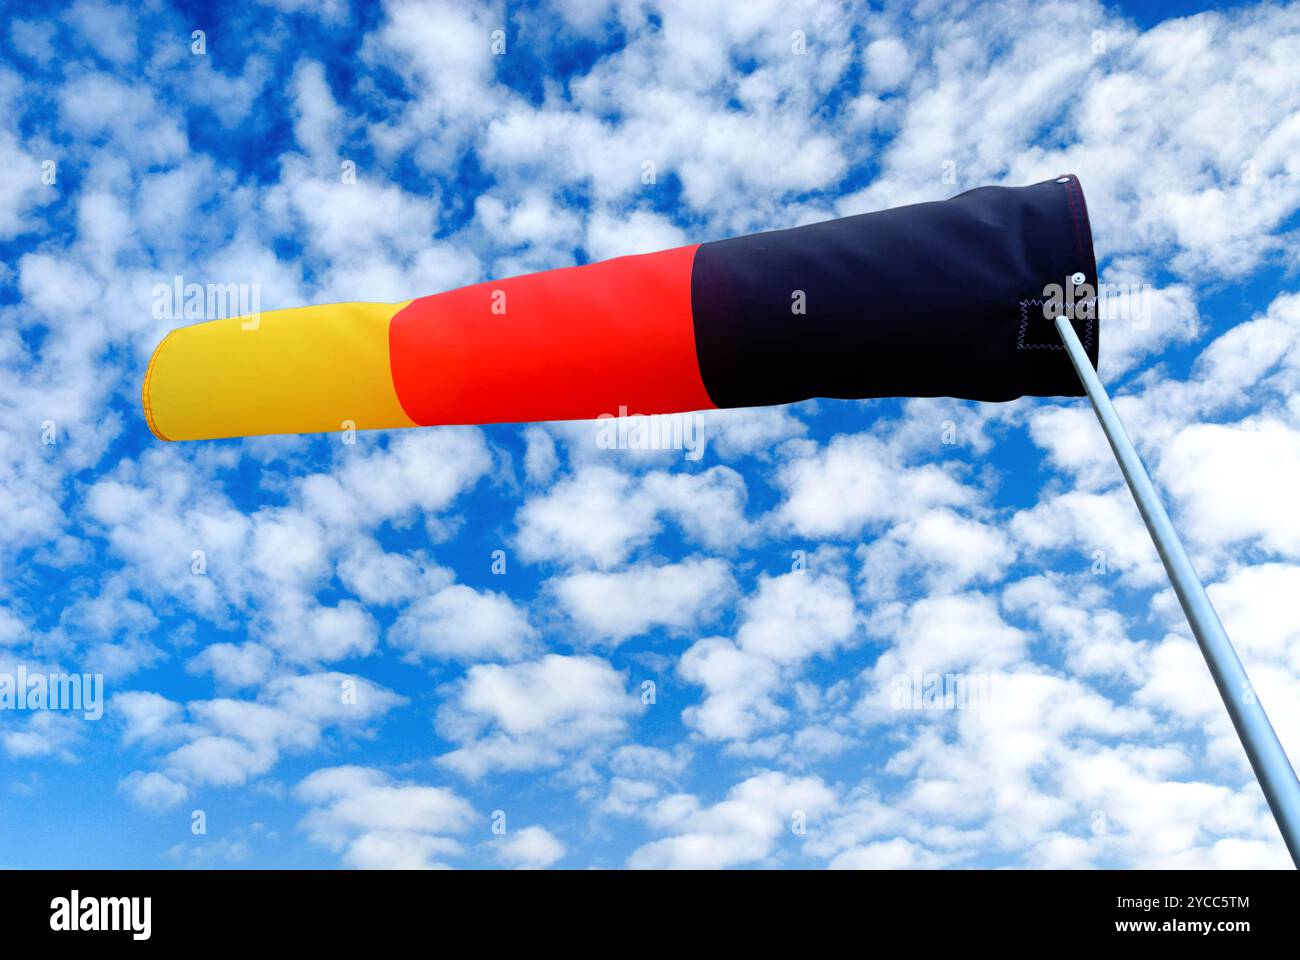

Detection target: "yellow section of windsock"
[142, 301, 417, 441]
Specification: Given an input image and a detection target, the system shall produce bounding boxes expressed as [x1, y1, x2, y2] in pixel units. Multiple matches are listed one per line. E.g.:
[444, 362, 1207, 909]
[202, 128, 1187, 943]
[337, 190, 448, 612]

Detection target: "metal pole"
[1055, 314, 1300, 866]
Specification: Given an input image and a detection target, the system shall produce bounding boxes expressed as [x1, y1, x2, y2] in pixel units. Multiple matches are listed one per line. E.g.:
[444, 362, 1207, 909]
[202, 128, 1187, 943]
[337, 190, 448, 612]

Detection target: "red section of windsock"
[388, 243, 714, 426]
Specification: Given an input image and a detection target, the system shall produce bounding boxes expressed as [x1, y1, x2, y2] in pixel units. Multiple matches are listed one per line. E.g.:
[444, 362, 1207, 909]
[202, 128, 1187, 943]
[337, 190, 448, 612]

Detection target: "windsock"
[142, 175, 1098, 441]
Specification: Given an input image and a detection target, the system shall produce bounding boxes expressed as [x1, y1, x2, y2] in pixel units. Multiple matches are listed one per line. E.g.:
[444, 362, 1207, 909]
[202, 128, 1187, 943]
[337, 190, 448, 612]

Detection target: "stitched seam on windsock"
[141, 329, 177, 441]
[1017, 298, 1096, 351]
[1060, 176, 1090, 270]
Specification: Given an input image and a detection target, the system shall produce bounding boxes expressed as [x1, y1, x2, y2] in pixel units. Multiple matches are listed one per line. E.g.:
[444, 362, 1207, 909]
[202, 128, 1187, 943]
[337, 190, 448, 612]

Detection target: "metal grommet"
[1056, 176, 1071, 183]
[1070, 271, 1086, 285]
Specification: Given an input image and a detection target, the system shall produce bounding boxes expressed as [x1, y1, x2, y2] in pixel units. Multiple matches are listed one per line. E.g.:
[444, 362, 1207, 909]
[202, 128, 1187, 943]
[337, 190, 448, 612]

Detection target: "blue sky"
[2, 0, 1299, 869]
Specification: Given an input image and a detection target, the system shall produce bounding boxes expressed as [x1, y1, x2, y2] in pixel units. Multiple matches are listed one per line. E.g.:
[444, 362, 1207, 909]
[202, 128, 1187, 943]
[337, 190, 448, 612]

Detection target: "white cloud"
[735, 571, 858, 664]
[850, 672, 1157, 863]
[776, 433, 975, 538]
[299, 428, 493, 530]
[0, 605, 26, 646]
[514, 466, 659, 568]
[260, 0, 350, 21]
[115, 690, 188, 747]
[296, 765, 476, 869]
[1056, 746, 1290, 868]
[119, 771, 189, 813]
[389, 584, 537, 662]
[522, 426, 559, 484]
[640, 467, 752, 551]
[694, 406, 809, 459]
[628, 770, 837, 869]
[336, 544, 450, 607]
[0, 130, 54, 239]
[678, 637, 785, 741]
[186, 642, 276, 689]
[165, 836, 252, 866]
[289, 60, 343, 160]
[265, 601, 380, 664]
[864, 37, 911, 90]
[829, 838, 946, 869]
[551, 557, 735, 643]
[866, 592, 1029, 677]
[361, 0, 504, 173]
[1207, 564, 1300, 668]
[1011, 487, 1164, 587]
[859, 509, 1017, 600]
[437, 654, 641, 778]
[1161, 418, 1300, 560]
[9, 21, 56, 64]
[64, 0, 137, 65]
[57, 73, 187, 166]
[1095, 276, 1200, 379]
[1002, 575, 1144, 681]
[585, 209, 688, 259]
[117, 673, 407, 798]
[0, 712, 85, 761]
[495, 825, 566, 869]
[680, 571, 858, 741]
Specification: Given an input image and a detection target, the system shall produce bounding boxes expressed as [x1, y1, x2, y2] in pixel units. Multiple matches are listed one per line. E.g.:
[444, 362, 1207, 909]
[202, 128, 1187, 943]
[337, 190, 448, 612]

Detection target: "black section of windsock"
[689, 175, 1099, 407]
